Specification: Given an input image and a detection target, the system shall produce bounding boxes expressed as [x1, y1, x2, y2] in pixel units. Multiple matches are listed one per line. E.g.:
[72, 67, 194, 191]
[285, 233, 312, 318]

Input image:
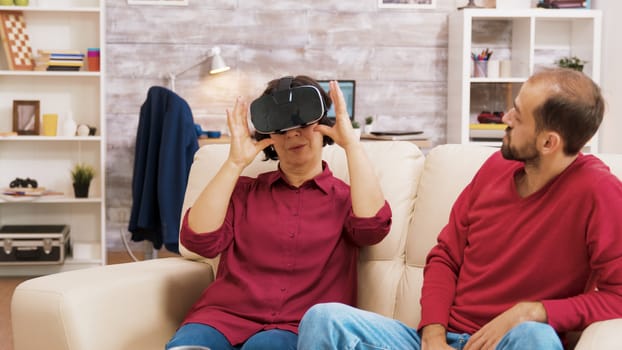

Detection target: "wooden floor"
[0, 248, 179, 350]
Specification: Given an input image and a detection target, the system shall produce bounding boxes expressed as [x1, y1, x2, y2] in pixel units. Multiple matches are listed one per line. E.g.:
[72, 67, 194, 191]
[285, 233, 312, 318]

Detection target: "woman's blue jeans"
[297, 303, 564, 350]
[165, 323, 297, 350]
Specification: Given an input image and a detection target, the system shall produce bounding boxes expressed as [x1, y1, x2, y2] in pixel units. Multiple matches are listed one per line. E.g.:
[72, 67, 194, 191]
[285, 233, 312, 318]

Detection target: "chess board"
[0, 11, 34, 70]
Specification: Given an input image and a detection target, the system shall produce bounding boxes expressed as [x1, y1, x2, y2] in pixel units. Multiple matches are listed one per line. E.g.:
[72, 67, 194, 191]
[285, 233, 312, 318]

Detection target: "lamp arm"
[168, 55, 210, 91]
[166, 47, 223, 92]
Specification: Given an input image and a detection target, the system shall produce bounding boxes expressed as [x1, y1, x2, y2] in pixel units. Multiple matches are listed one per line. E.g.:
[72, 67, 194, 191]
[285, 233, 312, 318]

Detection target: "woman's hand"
[314, 81, 359, 149]
[316, 81, 385, 218]
[226, 97, 274, 169]
[188, 98, 273, 232]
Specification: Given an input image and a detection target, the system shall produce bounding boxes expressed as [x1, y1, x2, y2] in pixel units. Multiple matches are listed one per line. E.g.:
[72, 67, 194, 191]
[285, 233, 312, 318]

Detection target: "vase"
[364, 123, 374, 134]
[73, 183, 90, 198]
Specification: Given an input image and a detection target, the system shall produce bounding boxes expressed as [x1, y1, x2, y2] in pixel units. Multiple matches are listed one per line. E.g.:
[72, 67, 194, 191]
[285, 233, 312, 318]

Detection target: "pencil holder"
[472, 60, 488, 78]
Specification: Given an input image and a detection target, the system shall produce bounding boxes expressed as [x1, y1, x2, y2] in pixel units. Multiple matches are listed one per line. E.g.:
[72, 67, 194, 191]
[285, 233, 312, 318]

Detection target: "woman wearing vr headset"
[165, 76, 392, 350]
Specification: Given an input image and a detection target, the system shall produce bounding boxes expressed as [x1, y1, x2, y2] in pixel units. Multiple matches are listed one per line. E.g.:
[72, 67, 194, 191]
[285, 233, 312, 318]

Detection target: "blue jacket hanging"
[128, 86, 199, 253]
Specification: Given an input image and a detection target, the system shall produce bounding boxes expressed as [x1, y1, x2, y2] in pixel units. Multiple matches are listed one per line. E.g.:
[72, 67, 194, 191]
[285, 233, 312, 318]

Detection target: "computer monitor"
[317, 80, 355, 120]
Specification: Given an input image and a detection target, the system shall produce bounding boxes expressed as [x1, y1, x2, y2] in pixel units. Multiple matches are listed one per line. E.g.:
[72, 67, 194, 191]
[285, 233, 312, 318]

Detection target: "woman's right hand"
[226, 97, 274, 169]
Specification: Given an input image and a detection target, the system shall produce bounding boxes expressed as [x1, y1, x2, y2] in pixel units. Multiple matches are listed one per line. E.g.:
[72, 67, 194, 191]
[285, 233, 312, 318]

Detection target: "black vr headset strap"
[276, 76, 294, 93]
[274, 76, 328, 117]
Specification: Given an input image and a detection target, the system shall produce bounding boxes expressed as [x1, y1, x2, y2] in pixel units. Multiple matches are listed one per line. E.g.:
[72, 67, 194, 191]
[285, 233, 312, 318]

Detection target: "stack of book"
[35, 50, 84, 71]
[469, 123, 507, 140]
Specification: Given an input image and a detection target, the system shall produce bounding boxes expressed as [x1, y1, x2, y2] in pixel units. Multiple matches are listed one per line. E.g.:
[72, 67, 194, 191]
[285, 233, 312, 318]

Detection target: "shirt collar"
[267, 161, 334, 194]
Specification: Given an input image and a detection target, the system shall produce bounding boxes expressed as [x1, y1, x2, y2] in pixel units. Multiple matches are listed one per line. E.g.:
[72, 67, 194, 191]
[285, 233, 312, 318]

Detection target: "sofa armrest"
[11, 257, 213, 350]
[575, 318, 622, 350]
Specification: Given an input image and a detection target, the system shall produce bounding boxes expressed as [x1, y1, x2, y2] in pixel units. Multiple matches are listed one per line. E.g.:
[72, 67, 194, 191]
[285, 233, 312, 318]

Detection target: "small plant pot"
[364, 123, 374, 134]
[73, 183, 90, 198]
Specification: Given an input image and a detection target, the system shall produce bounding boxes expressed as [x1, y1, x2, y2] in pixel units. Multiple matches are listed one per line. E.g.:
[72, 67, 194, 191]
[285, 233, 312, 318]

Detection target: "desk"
[199, 134, 432, 149]
[199, 136, 231, 145]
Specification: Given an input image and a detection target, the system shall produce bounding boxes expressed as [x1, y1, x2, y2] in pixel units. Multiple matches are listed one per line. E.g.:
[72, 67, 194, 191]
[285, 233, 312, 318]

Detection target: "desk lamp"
[168, 46, 230, 92]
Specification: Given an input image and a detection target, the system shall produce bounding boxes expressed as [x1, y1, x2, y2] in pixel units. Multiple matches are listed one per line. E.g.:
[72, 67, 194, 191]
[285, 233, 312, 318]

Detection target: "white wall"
[594, 0, 622, 153]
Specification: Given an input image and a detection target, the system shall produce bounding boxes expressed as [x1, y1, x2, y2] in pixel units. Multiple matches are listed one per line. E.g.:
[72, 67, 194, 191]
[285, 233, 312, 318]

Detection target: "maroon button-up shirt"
[179, 162, 392, 345]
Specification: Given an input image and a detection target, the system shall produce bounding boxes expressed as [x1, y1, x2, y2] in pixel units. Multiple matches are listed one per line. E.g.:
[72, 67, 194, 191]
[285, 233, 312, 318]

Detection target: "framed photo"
[378, 0, 436, 9]
[12, 100, 40, 135]
[0, 11, 35, 70]
[127, 0, 188, 5]
[317, 80, 356, 120]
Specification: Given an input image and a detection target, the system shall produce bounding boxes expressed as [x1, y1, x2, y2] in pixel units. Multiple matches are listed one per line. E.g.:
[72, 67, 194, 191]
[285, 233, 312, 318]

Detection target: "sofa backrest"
[180, 142, 622, 330]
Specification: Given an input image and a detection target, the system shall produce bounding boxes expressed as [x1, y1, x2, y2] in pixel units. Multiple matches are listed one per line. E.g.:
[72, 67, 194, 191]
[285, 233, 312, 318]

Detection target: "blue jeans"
[166, 323, 297, 350]
[297, 303, 564, 350]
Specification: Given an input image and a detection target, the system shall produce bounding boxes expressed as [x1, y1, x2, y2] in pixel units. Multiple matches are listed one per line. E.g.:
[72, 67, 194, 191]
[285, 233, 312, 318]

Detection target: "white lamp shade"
[210, 53, 230, 74]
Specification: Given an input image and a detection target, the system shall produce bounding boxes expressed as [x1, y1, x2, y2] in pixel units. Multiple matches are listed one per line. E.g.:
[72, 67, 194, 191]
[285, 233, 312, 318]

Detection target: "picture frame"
[127, 0, 189, 5]
[378, 0, 436, 9]
[12, 100, 40, 135]
[0, 11, 35, 70]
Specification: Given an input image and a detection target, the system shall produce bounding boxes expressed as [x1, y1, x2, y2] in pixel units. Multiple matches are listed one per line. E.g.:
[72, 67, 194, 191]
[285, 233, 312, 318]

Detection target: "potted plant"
[71, 163, 95, 198]
[364, 116, 375, 134]
[555, 56, 587, 72]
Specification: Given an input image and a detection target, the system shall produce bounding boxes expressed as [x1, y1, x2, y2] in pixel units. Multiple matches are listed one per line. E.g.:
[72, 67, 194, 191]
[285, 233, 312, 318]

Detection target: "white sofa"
[11, 142, 622, 350]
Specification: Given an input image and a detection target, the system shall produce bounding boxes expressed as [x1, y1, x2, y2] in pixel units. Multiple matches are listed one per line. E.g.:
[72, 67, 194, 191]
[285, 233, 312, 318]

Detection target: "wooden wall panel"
[105, 0, 459, 250]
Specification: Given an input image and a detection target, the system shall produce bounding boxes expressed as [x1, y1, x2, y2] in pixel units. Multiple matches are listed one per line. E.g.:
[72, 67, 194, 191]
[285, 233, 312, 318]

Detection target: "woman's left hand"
[314, 80, 359, 149]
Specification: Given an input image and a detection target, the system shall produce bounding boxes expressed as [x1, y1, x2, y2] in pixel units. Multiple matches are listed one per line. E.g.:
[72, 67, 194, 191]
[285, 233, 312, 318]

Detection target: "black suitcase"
[0, 225, 70, 265]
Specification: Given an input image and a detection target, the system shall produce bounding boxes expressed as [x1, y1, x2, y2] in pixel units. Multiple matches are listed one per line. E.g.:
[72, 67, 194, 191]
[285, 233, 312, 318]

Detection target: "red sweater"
[180, 162, 392, 345]
[420, 152, 622, 335]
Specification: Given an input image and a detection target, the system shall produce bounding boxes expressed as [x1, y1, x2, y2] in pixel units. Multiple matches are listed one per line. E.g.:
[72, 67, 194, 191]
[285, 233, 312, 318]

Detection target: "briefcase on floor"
[0, 225, 70, 264]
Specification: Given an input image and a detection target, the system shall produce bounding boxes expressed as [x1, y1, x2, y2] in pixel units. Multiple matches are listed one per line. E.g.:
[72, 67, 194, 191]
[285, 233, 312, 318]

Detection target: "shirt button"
[289, 232, 294, 238]
[281, 287, 286, 292]
[271, 312, 276, 316]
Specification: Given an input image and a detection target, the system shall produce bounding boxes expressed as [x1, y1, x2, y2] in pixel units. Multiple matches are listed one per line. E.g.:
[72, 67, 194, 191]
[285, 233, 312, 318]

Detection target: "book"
[47, 60, 84, 66]
[469, 123, 507, 130]
[38, 49, 82, 55]
[46, 65, 81, 71]
[36, 50, 85, 63]
[469, 123, 507, 139]
[36, 62, 83, 70]
[39, 53, 84, 59]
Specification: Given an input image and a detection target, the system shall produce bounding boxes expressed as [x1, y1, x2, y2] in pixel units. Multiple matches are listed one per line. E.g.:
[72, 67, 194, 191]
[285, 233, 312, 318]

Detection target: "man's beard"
[501, 130, 539, 163]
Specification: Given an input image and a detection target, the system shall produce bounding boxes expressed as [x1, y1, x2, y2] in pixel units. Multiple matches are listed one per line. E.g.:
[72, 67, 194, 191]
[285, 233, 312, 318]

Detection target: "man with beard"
[296, 68, 622, 350]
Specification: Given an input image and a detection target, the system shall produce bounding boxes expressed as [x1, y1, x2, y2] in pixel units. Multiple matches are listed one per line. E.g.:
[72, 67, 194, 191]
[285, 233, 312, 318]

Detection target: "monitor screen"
[317, 80, 355, 120]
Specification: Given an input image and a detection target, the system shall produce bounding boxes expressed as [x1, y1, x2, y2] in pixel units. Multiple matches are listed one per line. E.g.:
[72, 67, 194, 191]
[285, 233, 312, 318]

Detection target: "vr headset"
[250, 76, 326, 134]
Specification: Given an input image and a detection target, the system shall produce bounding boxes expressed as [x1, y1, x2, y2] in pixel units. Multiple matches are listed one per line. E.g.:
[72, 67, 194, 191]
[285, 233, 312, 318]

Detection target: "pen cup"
[472, 60, 488, 78]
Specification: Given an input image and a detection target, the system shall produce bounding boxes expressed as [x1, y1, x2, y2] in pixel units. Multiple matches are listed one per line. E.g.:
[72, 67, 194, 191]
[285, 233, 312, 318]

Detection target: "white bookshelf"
[0, 0, 105, 275]
[447, 8, 602, 151]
